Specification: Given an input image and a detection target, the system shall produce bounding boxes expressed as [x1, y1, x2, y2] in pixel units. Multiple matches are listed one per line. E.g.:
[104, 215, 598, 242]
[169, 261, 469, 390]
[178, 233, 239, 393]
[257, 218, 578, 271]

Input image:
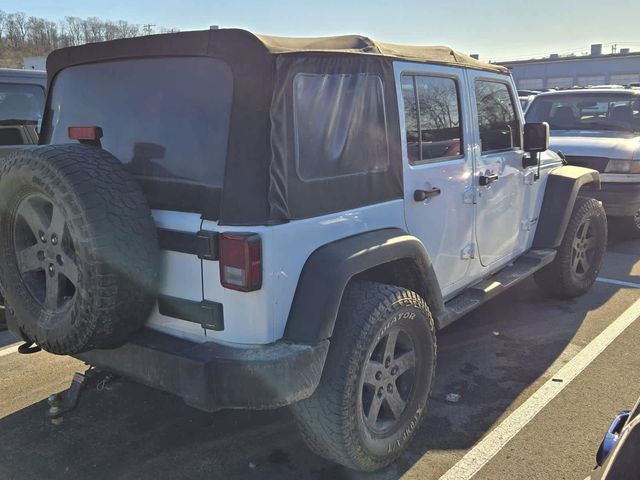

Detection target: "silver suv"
[526, 88, 640, 237]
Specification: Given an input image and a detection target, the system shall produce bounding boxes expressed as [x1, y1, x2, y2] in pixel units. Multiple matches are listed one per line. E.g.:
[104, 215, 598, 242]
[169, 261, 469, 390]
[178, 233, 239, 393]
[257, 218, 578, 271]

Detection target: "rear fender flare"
[283, 228, 444, 344]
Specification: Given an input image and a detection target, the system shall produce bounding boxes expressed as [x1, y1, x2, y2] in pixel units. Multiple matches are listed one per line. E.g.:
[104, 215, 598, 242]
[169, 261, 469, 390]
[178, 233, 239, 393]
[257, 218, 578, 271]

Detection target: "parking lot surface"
[0, 235, 638, 480]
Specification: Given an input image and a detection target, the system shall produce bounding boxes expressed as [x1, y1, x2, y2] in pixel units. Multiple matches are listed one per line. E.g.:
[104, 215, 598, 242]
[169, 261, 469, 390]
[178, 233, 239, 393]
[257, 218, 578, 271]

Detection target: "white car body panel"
[147, 201, 406, 345]
[549, 132, 640, 161]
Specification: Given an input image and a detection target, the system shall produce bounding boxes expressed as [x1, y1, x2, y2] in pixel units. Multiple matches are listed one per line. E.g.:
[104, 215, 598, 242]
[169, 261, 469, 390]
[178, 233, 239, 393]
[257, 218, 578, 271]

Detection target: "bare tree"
[0, 9, 177, 68]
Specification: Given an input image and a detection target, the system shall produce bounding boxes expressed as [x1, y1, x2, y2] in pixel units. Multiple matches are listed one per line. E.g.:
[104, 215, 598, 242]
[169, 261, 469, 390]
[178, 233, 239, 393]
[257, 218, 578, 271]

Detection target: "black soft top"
[47, 28, 506, 81]
[44, 30, 507, 225]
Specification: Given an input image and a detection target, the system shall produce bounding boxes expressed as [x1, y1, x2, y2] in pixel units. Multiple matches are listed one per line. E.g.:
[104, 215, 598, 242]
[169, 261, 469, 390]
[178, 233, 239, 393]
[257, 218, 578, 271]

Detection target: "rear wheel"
[535, 197, 607, 298]
[292, 281, 436, 472]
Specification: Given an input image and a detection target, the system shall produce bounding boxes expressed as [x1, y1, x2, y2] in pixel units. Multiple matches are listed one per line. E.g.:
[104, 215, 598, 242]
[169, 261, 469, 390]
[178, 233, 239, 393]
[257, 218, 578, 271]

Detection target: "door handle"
[479, 174, 499, 186]
[414, 187, 441, 202]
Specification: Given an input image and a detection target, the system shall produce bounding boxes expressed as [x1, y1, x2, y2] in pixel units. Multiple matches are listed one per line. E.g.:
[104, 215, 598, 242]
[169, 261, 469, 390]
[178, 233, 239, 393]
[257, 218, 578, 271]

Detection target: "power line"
[142, 24, 156, 35]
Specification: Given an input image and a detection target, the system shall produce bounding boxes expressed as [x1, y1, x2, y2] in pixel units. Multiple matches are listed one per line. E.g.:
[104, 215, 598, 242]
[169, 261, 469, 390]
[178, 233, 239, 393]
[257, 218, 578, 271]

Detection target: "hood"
[549, 131, 640, 160]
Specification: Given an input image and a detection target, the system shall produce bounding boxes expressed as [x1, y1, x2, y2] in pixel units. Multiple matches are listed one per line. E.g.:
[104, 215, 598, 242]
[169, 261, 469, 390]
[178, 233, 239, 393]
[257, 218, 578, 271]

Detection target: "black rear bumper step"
[76, 328, 329, 412]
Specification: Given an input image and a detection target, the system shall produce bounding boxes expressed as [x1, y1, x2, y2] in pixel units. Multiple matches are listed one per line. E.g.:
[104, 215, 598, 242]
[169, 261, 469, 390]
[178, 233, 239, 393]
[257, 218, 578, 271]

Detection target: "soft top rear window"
[45, 57, 233, 192]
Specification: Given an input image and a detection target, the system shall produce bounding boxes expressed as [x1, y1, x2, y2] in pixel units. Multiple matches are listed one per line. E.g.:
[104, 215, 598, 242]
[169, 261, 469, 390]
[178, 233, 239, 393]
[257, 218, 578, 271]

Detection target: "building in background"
[22, 56, 47, 71]
[500, 45, 640, 90]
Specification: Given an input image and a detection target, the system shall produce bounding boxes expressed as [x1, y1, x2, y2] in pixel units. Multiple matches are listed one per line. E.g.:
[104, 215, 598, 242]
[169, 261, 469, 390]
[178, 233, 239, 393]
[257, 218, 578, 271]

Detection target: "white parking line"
[0, 344, 19, 358]
[434, 297, 640, 480]
[597, 277, 640, 289]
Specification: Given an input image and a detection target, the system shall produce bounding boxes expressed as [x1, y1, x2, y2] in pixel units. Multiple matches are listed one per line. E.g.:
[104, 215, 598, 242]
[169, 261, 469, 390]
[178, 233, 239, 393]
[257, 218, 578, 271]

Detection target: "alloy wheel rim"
[361, 325, 417, 434]
[571, 218, 596, 278]
[13, 193, 78, 312]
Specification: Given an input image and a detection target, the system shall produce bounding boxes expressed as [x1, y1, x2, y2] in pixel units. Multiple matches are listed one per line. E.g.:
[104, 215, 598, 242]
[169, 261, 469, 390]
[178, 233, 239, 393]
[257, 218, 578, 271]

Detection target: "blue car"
[588, 397, 640, 479]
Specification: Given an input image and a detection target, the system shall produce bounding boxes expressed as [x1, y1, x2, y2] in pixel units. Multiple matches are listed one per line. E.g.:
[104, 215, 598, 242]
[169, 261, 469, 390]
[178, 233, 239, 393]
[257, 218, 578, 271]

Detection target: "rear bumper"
[593, 182, 640, 217]
[76, 329, 329, 412]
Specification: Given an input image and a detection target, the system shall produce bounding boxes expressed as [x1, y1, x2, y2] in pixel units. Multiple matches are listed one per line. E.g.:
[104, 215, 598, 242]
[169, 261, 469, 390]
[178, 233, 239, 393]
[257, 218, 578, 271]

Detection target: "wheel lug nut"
[377, 387, 384, 398]
[387, 384, 393, 394]
[391, 366, 399, 375]
[375, 371, 382, 381]
[385, 357, 391, 368]
[39, 231, 46, 243]
[51, 234, 58, 245]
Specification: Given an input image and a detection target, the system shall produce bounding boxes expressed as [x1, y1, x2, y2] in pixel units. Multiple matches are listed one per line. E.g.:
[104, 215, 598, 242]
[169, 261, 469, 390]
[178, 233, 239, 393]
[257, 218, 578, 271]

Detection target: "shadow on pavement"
[0, 241, 637, 480]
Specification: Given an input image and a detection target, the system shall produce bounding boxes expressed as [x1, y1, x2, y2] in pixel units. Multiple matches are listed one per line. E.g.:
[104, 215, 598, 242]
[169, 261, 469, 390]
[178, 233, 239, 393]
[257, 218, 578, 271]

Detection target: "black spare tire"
[0, 145, 160, 354]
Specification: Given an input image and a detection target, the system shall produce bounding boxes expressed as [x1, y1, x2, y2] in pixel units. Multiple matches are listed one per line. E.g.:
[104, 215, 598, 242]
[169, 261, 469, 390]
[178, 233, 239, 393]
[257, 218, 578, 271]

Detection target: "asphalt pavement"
[0, 234, 638, 480]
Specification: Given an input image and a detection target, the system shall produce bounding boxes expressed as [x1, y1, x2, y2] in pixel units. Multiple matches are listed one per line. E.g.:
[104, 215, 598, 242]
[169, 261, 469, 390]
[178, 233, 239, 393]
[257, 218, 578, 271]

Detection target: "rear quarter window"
[292, 73, 389, 181]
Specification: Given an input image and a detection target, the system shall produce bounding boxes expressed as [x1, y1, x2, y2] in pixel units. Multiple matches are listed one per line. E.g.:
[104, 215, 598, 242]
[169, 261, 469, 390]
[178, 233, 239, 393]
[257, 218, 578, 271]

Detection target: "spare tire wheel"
[0, 144, 160, 354]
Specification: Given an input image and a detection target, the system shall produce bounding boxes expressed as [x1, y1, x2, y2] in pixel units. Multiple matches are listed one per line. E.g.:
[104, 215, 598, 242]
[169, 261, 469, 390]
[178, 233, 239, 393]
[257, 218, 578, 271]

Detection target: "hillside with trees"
[0, 10, 177, 68]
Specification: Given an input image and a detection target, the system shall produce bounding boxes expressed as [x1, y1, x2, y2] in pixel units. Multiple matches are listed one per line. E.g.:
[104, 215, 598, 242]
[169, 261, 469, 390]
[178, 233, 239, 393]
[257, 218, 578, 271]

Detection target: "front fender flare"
[533, 166, 601, 249]
[283, 228, 444, 344]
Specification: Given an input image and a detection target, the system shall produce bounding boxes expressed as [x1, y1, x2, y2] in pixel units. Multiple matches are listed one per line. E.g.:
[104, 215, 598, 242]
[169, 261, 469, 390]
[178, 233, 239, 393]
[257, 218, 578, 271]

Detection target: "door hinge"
[461, 243, 476, 260]
[463, 186, 476, 204]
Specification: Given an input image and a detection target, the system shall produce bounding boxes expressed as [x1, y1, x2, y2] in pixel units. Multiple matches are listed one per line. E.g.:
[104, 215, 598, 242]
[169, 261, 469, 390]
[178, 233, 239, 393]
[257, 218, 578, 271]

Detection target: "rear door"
[467, 73, 528, 267]
[397, 63, 475, 296]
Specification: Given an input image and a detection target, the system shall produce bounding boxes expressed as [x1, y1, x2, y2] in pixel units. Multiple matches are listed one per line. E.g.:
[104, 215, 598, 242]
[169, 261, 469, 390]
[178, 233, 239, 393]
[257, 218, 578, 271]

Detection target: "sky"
[9, 0, 640, 62]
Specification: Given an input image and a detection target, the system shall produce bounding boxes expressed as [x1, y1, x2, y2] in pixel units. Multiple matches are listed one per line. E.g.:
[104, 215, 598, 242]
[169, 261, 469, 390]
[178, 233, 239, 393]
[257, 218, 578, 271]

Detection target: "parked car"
[587, 397, 640, 479]
[526, 88, 640, 237]
[0, 68, 46, 146]
[0, 68, 46, 329]
[0, 29, 607, 472]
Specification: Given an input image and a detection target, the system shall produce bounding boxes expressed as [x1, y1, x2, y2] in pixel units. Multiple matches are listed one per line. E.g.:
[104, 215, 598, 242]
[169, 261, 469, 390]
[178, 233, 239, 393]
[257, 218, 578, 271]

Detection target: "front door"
[397, 63, 474, 297]
[467, 73, 527, 267]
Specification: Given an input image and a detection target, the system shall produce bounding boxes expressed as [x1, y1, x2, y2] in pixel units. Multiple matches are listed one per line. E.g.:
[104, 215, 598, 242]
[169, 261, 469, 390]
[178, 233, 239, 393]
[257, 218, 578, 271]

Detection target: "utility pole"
[143, 24, 156, 35]
[611, 44, 617, 54]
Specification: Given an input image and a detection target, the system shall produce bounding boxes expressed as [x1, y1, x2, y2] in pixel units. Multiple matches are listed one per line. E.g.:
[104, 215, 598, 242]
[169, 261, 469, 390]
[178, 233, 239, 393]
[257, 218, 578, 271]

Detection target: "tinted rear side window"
[401, 75, 463, 163]
[46, 57, 233, 188]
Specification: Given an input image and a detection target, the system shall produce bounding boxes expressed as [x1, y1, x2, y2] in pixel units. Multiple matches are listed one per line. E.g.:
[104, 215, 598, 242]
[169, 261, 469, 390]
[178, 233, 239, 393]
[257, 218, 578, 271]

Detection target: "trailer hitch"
[46, 369, 117, 425]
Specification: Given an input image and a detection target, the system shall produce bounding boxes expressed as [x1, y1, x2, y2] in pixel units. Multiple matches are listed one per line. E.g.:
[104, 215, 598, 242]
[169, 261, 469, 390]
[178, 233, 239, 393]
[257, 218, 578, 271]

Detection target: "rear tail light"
[219, 233, 262, 292]
[68, 126, 103, 141]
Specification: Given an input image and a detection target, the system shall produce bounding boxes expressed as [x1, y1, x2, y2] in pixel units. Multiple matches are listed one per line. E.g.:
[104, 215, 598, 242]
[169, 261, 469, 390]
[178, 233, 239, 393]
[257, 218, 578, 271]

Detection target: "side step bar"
[438, 249, 557, 329]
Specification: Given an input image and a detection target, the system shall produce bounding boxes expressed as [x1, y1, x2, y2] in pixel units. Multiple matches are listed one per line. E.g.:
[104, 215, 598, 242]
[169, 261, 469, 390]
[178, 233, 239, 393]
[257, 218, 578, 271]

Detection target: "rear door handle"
[414, 187, 441, 202]
[479, 174, 499, 186]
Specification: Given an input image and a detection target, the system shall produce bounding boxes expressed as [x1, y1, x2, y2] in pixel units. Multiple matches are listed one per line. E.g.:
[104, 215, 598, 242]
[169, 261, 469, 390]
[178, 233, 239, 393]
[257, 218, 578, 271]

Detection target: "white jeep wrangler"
[0, 29, 607, 471]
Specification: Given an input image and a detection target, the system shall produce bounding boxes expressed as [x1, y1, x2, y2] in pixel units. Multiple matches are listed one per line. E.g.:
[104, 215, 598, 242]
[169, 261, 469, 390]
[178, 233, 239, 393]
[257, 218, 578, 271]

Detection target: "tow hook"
[17, 342, 41, 354]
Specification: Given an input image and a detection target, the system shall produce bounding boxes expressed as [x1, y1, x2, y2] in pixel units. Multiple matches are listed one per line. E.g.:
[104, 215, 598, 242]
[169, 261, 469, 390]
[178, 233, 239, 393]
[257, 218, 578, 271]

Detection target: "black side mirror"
[523, 122, 549, 168]
[524, 122, 549, 153]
